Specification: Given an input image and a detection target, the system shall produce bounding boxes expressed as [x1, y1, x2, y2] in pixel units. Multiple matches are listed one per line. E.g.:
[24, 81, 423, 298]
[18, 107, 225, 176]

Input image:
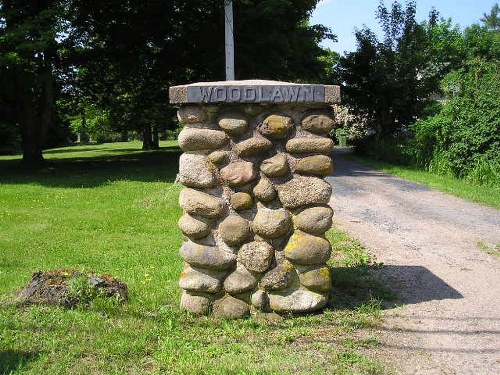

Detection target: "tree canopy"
[0, 0, 336, 162]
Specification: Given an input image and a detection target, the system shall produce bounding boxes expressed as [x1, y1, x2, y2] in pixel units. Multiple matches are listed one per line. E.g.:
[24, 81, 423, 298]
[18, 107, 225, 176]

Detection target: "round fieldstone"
[213, 295, 250, 319]
[180, 241, 236, 270]
[301, 114, 335, 134]
[220, 161, 257, 187]
[219, 215, 251, 246]
[223, 265, 258, 295]
[178, 214, 211, 239]
[268, 289, 327, 313]
[178, 153, 218, 188]
[253, 177, 276, 202]
[285, 138, 334, 155]
[178, 128, 229, 152]
[293, 206, 333, 235]
[294, 155, 333, 177]
[177, 106, 207, 124]
[276, 176, 332, 209]
[218, 113, 248, 136]
[238, 241, 274, 273]
[299, 266, 331, 293]
[259, 114, 293, 140]
[234, 137, 272, 157]
[180, 291, 211, 315]
[208, 150, 229, 165]
[284, 231, 332, 265]
[260, 154, 289, 177]
[179, 188, 226, 218]
[251, 290, 268, 310]
[260, 261, 296, 291]
[252, 207, 292, 239]
[230, 192, 254, 211]
[179, 266, 224, 294]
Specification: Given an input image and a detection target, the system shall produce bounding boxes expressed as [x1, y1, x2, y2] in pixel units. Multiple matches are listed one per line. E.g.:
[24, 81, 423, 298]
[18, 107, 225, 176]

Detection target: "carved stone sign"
[169, 80, 340, 104]
[188, 84, 324, 103]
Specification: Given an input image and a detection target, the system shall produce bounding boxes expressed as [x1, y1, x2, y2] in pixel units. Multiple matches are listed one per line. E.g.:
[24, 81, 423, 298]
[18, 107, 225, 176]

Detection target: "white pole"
[224, 0, 235, 80]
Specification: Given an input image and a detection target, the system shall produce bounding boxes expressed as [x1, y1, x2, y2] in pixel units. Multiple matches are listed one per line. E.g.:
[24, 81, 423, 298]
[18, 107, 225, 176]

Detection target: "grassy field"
[349, 155, 500, 209]
[0, 142, 393, 375]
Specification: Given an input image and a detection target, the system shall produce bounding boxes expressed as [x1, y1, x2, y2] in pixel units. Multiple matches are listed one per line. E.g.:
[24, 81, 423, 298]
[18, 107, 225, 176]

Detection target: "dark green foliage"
[234, 0, 337, 81]
[0, 122, 21, 154]
[353, 136, 418, 166]
[412, 59, 500, 185]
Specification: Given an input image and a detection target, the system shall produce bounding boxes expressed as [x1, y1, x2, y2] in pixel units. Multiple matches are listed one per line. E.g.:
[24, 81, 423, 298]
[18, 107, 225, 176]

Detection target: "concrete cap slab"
[169, 80, 340, 104]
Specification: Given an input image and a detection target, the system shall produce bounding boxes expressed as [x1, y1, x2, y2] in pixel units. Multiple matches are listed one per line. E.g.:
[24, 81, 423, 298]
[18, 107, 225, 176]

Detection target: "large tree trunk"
[152, 124, 159, 149]
[375, 98, 395, 142]
[142, 124, 153, 150]
[39, 58, 54, 148]
[16, 71, 44, 165]
[4, 1, 57, 166]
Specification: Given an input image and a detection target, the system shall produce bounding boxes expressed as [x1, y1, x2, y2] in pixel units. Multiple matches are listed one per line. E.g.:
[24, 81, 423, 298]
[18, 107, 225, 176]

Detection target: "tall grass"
[466, 156, 500, 187]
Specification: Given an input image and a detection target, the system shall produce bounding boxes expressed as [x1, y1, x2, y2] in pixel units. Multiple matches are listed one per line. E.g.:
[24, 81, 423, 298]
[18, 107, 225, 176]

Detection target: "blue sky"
[310, 0, 498, 54]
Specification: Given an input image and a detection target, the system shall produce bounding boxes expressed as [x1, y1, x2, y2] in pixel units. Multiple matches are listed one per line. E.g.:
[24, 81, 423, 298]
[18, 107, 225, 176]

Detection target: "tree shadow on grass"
[43, 145, 181, 155]
[0, 147, 182, 188]
[0, 350, 40, 375]
[42, 146, 110, 154]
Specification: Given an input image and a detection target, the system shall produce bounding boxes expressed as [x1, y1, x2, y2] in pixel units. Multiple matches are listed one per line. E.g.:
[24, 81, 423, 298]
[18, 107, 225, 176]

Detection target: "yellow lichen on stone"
[318, 267, 331, 279]
[284, 233, 301, 253]
[299, 266, 331, 292]
[284, 231, 332, 265]
[260, 114, 293, 140]
[284, 262, 295, 271]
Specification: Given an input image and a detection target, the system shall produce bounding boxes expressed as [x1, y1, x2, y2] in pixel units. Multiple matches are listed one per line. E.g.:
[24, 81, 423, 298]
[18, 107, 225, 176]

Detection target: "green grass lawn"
[349, 155, 500, 209]
[0, 142, 392, 375]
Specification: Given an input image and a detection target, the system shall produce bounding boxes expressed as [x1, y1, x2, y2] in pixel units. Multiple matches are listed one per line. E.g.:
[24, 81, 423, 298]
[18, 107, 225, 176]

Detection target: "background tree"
[1, 0, 335, 156]
[481, 2, 500, 30]
[338, 0, 460, 141]
[0, 0, 65, 164]
[65, 0, 336, 150]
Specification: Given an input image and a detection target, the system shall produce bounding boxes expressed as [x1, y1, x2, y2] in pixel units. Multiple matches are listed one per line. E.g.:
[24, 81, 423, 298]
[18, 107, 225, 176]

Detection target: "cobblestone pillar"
[169, 80, 341, 318]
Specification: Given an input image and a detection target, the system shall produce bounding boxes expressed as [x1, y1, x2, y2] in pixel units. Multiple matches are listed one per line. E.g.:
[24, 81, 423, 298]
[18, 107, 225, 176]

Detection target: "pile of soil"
[16, 269, 128, 307]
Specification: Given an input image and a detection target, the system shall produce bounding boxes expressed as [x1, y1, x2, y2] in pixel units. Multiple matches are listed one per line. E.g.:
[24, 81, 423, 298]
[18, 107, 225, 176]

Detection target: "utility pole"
[224, 1, 235, 80]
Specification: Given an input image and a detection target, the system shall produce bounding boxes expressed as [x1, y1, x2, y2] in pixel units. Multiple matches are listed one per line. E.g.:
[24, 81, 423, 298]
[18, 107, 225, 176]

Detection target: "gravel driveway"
[327, 148, 500, 375]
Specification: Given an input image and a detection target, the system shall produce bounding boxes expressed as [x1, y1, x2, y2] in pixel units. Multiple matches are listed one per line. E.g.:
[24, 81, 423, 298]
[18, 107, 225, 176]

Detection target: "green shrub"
[427, 149, 454, 177]
[412, 58, 500, 184]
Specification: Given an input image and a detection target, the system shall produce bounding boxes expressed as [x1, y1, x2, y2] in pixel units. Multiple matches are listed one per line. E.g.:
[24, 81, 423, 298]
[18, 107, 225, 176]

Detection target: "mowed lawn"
[0, 141, 391, 375]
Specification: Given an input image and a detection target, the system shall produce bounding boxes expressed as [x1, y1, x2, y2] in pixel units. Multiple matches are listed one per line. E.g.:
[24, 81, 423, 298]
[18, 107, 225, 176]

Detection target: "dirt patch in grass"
[15, 269, 128, 307]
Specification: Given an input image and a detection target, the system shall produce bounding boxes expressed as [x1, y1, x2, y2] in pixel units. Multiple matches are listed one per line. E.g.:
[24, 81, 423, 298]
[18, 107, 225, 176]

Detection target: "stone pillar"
[169, 80, 341, 319]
